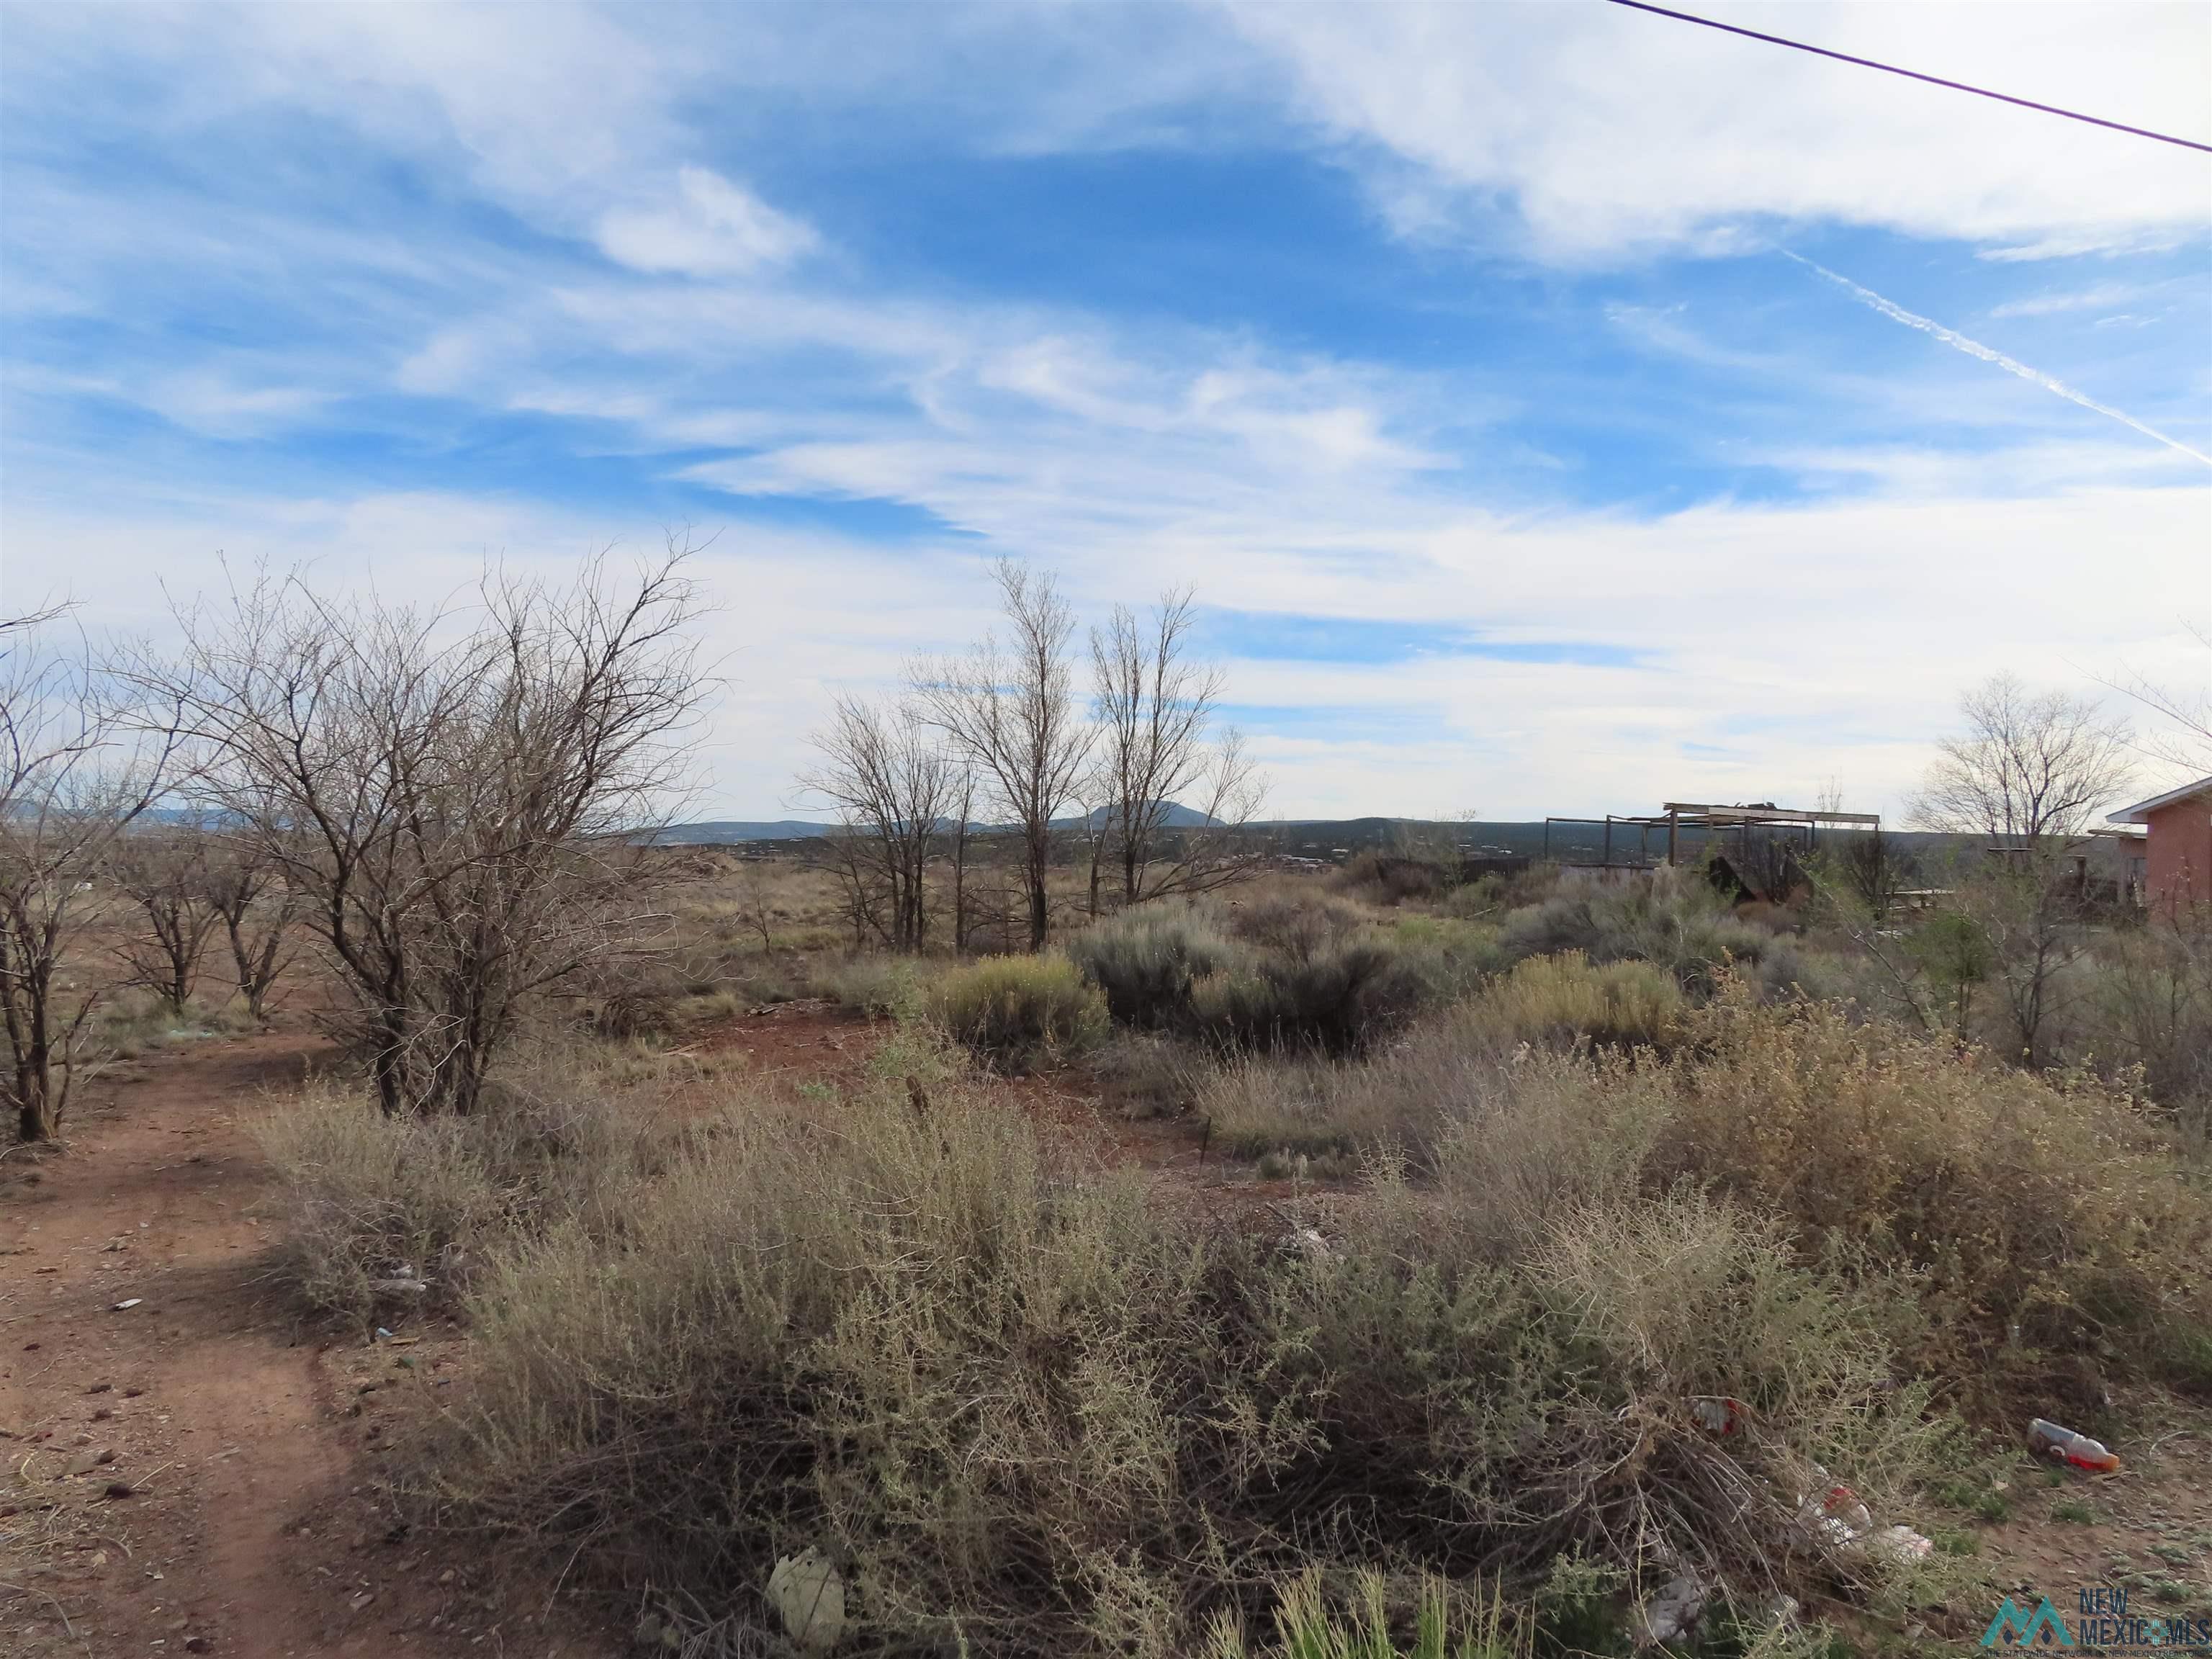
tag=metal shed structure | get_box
[1541,801,1880,868]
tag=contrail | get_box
[1784,252,2212,467]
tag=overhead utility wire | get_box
[1603,0,2212,154]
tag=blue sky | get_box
[3,1,2208,819]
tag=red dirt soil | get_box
[0,1028,621,1659]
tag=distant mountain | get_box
[647,819,836,844]
[1060,801,1219,830]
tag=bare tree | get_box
[914,562,1092,950]
[143,549,705,1116]
[199,837,297,1020]
[1910,675,2134,1066]
[1090,590,1266,907]
[946,765,977,953]
[815,828,890,950]
[2107,622,2211,779]
[799,693,955,953]
[1,611,182,1141]
[732,857,778,953]
[1912,674,2134,845]
[108,826,220,1012]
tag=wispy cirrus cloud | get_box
[1,1,2206,821]
[1786,254,2212,467]
[597,168,821,278]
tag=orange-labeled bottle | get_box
[2028,1418,2121,1472]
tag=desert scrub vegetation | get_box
[1199,956,1678,1164]
[253,1046,689,1324]
[1497,866,1786,994]
[1064,902,1241,1026]
[1066,891,1482,1056]
[1199,1569,1531,1659]
[817,950,929,1019]
[925,951,1108,1069]
[1462,950,1681,1050]
[400,1062,1940,1656]
[1645,990,2212,1408]
[1217,978,2212,1412]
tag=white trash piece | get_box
[768,1547,848,1652]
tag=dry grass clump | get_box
[1207,977,2211,1410]
[1201,1052,1364,1159]
[1462,951,1680,1051]
[1498,867,1776,994]
[92,984,262,1057]
[1651,990,2212,1406]
[1200,1568,1530,1659]
[925,952,1108,1070]
[1069,894,1477,1058]
[1200,958,1673,1163]
[1065,903,1240,1027]
[411,1067,1933,1655]
[253,1049,673,1324]
[815,951,927,1019]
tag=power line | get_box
[1604,0,2212,155]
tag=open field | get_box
[7,848,2211,1658]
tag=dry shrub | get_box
[1331,850,1448,906]
[253,1051,665,1325]
[2072,914,2212,1126]
[1499,866,1771,994]
[926,953,1108,1070]
[414,1070,1933,1655]
[1213,978,2212,1408]
[1427,1048,1673,1260]
[1071,895,1468,1058]
[1507,1192,1942,1599]
[1065,903,1239,1027]
[429,1079,1238,1653]
[1463,951,1680,1051]
[816,952,927,1019]
[589,983,679,1042]
[1653,989,2212,1404]
[1226,888,1372,957]
[1198,958,1671,1163]
[1189,935,1442,1056]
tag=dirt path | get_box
[0,1030,617,1659]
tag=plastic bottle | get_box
[2028,1418,2121,1472]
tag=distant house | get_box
[2109,775,2212,912]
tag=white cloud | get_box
[6,1,2208,824]
[138,373,331,440]
[597,168,819,277]
[1987,282,2164,320]
[18,449,2198,823]
[1231,1,2211,260]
